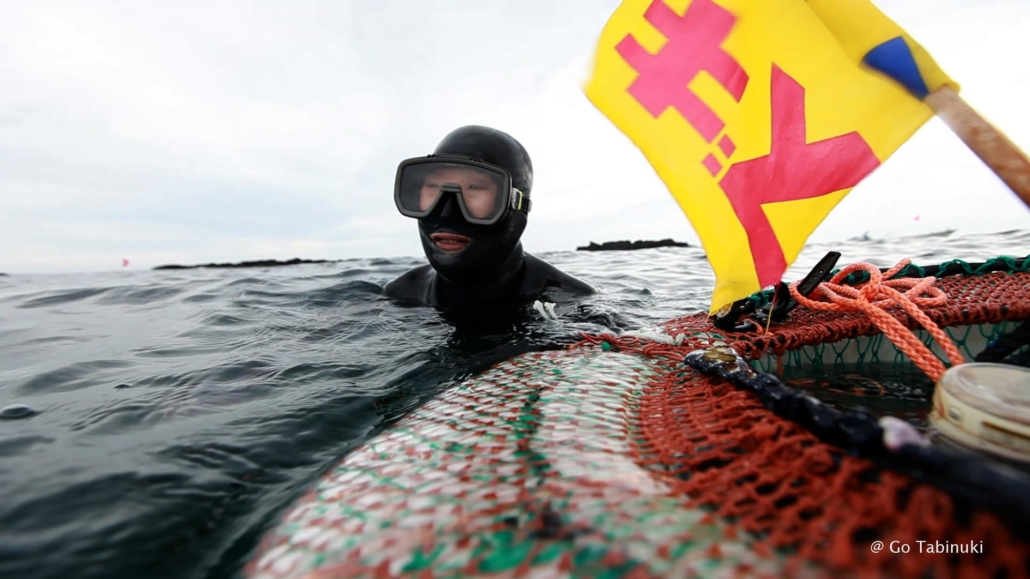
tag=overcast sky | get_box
[1,0,1028,274]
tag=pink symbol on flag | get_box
[718,135,736,157]
[719,66,882,287]
[616,0,749,143]
[702,154,722,176]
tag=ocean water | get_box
[1,229,1028,579]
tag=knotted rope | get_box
[789,259,966,381]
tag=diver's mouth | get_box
[429,232,473,252]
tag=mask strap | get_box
[510,189,531,215]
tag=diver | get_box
[384,125,596,310]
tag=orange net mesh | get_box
[572,270,1030,578]
[669,271,1030,362]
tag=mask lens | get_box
[396,160,509,223]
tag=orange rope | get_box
[788,259,966,381]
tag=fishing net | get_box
[571,257,1030,578]
[247,257,1030,579]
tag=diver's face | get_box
[420,167,500,220]
[415,165,527,284]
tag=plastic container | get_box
[931,362,1030,463]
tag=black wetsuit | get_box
[384,248,595,308]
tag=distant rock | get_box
[153,258,342,270]
[576,239,690,251]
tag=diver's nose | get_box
[437,189,462,218]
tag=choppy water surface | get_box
[1,229,1027,578]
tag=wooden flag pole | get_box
[924,86,1030,210]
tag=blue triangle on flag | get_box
[863,36,930,99]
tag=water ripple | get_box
[0,435,54,457]
[16,287,112,309]
[96,285,185,305]
[17,360,135,395]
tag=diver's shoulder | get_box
[523,253,596,295]
[383,264,435,304]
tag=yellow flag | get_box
[584,0,942,313]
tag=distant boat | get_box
[907,228,957,239]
